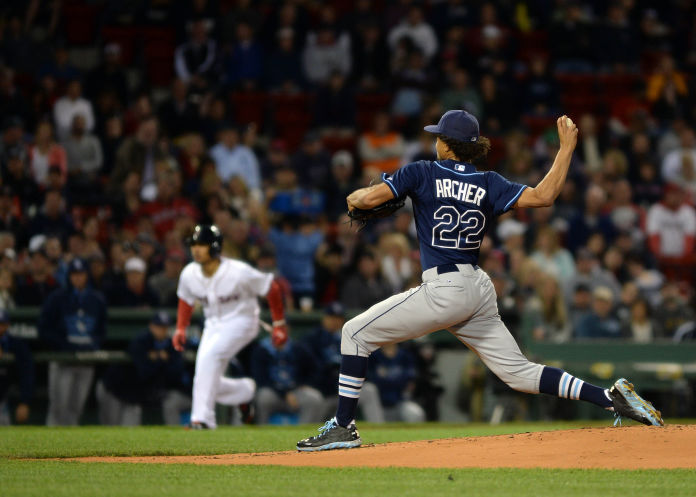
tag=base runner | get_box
[173,225,288,429]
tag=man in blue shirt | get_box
[298,110,663,451]
[39,257,107,425]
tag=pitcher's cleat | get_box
[609,378,664,427]
[297,418,362,452]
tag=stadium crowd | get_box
[0,0,696,426]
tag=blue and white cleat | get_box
[609,378,664,427]
[297,418,362,452]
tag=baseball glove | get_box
[348,196,405,230]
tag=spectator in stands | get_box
[148,249,185,307]
[549,1,594,73]
[358,112,405,173]
[660,126,696,184]
[563,247,621,303]
[209,123,261,195]
[568,283,592,329]
[314,243,345,306]
[478,73,514,134]
[15,245,59,306]
[0,310,33,425]
[621,298,660,343]
[97,311,190,426]
[530,226,575,285]
[174,19,218,85]
[109,116,166,202]
[368,343,426,423]
[567,184,616,253]
[391,48,432,119]
[324,150,359,220]
[0,267,15,310]
[53,79,95,143]
[574,286,622,339]
[340,250,391,310]
[440,67,482,117]
[251,335,323,425]
[265,27,304,92]
[653,282,696,339]
[86,43,129,104]
[352,20,388,91]
[646,183,696,259]
[132,170,198,242]
[0,115,27,163]
[608,180,644,239]
[39,258,107,425]
[0,185,24,245]
[387,6,437,63]
[3,145,41,211]
[291,131,332,190]
[596,3,639,71]
[378,233,414,294]
[302,24,352,86]
[523,55,559,117]
[109,257,159,308]
[269,216,323,308]
[28,189,74,242]
[255,244,294,311]
[63,114,103,201]
[522,274,571,343]
[314,71,356,135]
[158,79,199,139]
[29,120,67,189]
[224,21,263,89]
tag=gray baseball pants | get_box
[341,264,544,394]
[46,362,94,426]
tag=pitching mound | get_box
[71,425,696,470]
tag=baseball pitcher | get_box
[298,110,663,451]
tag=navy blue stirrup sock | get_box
[539,366,613,409]
[335,355,369,427]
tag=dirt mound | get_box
[71,425,696,470]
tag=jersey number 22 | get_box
[431,206,486,250]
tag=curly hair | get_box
[437,134,491,165]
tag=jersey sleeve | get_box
[486,171,528,216]
[242,263,274,297]
[176,265,196,305]
[382,161,424,198]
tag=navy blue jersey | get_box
[383,159,527,270]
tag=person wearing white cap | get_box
[110,257,159,307]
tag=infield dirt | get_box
[66,425,696,470]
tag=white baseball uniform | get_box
[177,257,273,428]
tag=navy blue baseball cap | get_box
[424,110,480,142]
[151,310,172,326]
[324,302,345,318]
[0,309,10,324]
[68,258,88,273]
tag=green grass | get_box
[1,462,695,497]
[0,421,614,458]
[2,422,695,497]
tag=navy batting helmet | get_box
[188,224,222,258]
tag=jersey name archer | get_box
[382,159,527,271]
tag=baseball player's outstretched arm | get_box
[515,115,578,209]
[347,183,394,211]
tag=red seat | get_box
[322,135,357,154]
[230,92,268,127]
[522,115,557,138]
[62,2,101,45]
[356,93,392,131]
[555,73,597,96]
[101,26,139,65]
